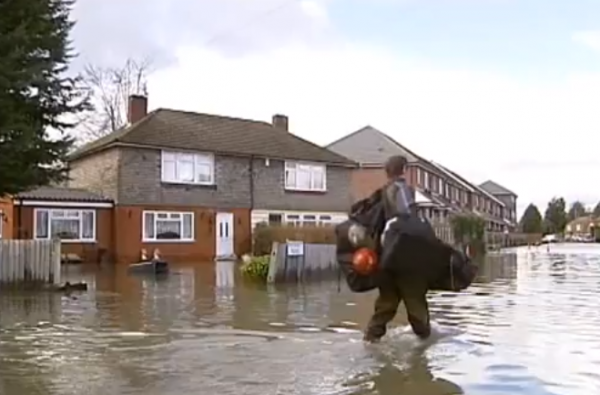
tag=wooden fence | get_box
[267,242,337,283]
[0,239,61,285]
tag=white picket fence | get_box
[0,239,61,285]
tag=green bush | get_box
[450,214,487,256]
[253,224,336,255]
[240,255,270,281]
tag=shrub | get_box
[253,223,336,255]
[240,255,270,281]
[450,214,487,256]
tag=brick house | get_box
[326,126,510,230]
[479,180,519,229]
[429,162,508,231]
[63,95,355,263]
[0,187,114,263]
[326,126,459,221]
[565,216,596,238]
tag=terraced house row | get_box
[0,95,517,264]
[327,126,517,232]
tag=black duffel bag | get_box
[380,216,478,292]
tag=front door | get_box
[216,212,234,258]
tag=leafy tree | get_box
[567,201,587,222]
[543,197,568,234]
[519,203,543,234]
[593,202,600,218]
[0,0,89,197]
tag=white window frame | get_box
[424,172,429,189]
[34,208,96,243]
[285,214,302,226]
[284,213,335,227]
[302,214,317,226]
[284,161,327,192]
[0,210,3,239]
[438,178,443,194]
[318,215,332,226]
[142,211,195,242]
[161,150,215,185]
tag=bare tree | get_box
[77,58,152,142]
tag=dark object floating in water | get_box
[61,253,83,264]
[128,260,170,275]
[56,281,88,292]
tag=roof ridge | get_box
[157,108,273,126]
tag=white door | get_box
[216,212,234,258]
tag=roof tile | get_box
[15,187,112,202]
[70,109,355,166]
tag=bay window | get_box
[284,162,326,192]
[34,209,95,242]
[161,151,215,185]
[143,211,194,242]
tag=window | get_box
[161,151,215,185]
[303,215,317,226]
[268,213,282,225]
[424,172,429,190]
[34,209,95,242]
[0,210,2,239]
[318,215,332,226]
[284,162,326,191]
[143,211,194,241]
[285,214,301,226]
[445,183,450,198]
[438,178,443,194]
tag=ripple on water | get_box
[0,246,599,394]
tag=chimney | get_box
[272,114,288,131]
[128,95,148,124]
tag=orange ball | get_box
[352,247,378,275]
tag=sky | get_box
[70,0,600,216]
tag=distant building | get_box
[565,216,596,237]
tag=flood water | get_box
[1,244,600,395]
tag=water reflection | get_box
[0,246,599,394]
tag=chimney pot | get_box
[128,95,148,124]
[272,114,288,131]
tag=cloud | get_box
[70,0,332,69]
[146,41,600,214]
[572,30,600,52]
[69,1,600,214]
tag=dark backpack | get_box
[335,189,387,293]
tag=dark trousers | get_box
[364,277,431,341]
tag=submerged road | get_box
[0,244,599,394]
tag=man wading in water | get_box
[363,155,431,343]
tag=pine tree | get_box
[0,0,89,197]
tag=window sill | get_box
[161,180,215,187]
[35,238,96,243]
[142,239,195,243]
[284,188,327,194]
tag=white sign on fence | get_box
[286,241,305,256]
